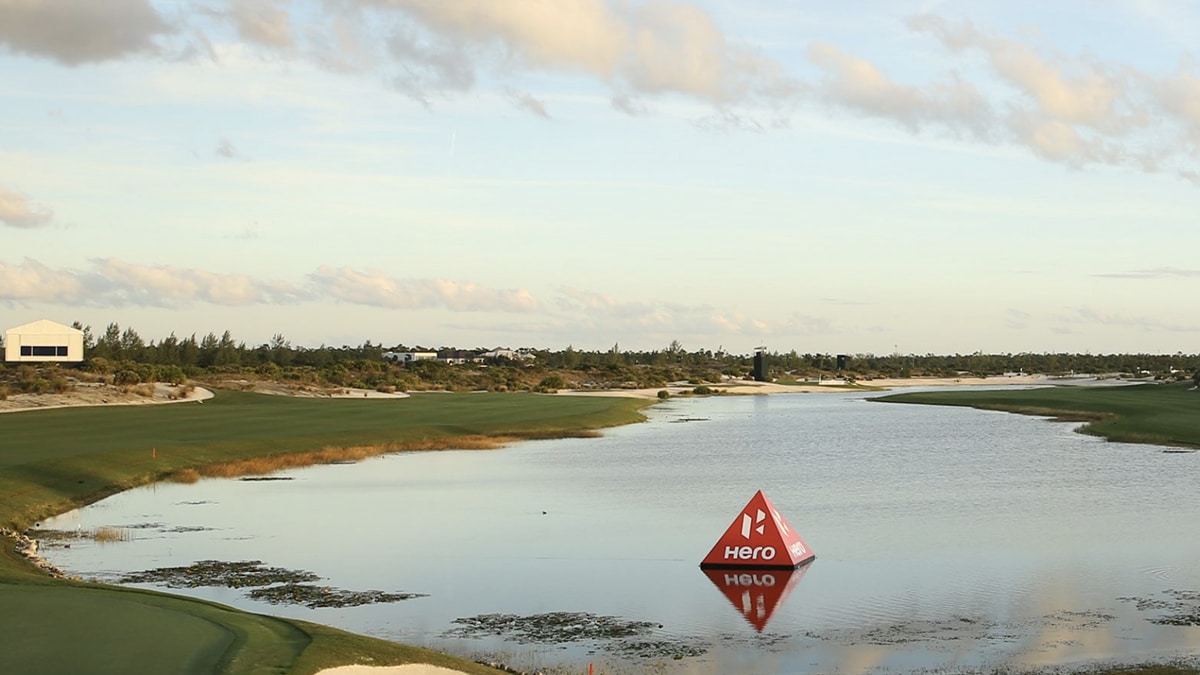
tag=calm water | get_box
[41,389,1200,674]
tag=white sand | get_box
[558,373,1051,399]
[315,666,468,675]
[0,382,215,413]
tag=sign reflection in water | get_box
[702,565,811,632]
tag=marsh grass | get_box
[91,526,131,543]
[169,430,603,482]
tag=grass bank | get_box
[876,381,1200,449]
[0,390,650,674]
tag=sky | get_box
[3,0,1200,356]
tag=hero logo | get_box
[726,508,777,561]
[740,509,768,539]
[724,545,776,561]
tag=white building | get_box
[382,351,438,363]
[4,319,85,363]
[481,348,536,361]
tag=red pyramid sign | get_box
[700,490,815,569]
[702,565,810,632]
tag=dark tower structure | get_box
[753,347,769,382]
[836,354,849,371]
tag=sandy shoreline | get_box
[559,373,1053,399]
[0,375,1055,412]
[314,662,463,667]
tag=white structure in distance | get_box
[4,319,85,363]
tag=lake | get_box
[39,388,1200,674]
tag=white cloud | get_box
[345,0,797,105]
[0,258,309,307]
[0,185,53,228]
[0,258,84,302]
[555,286,769,339]
[806,41,992,135]
[308,266,541,312]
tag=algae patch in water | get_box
[1120,589,1200,626]
[445,612,709,660]
[118,559,426,608]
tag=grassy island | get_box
[0,390,650,674]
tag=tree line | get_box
[2,321,1198,395]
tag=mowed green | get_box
[0,390,648,674]
[877,381,1200,448]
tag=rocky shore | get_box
[1,528,68,579]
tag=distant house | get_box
[480,348,535,361]
[4,319,85,363]
[382,351,437,363]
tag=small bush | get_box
[50,376,72,394]
[692,385,712,395]
[113,369,141,386]
[657,390,670,399]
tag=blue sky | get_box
[3,0,1200,355]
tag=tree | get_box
[72,321,95,350]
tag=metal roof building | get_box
[4,319,85,363]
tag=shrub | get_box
[692,385,712,395]
[657,390,670,399]
[113,369,141,386]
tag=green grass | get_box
[0,390,650,674]
[877,381,1200,448]
[0,390,649,530]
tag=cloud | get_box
[215,137,241,159]
[0,186,53,228]
[899,14,1198,174]
[0,258,309,307]
[555,286,768,338]
[0,258,84,302]
[348,0,796,106]
[507,88,551,118]
[226,0,294,49]
[1059,306,1200,332]
[611,92,648,116]
[0,0,171,65]
[806,42,992,136]
[0,259,544,312]
[308,266,541,312]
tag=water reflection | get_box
[701,565,811,632]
